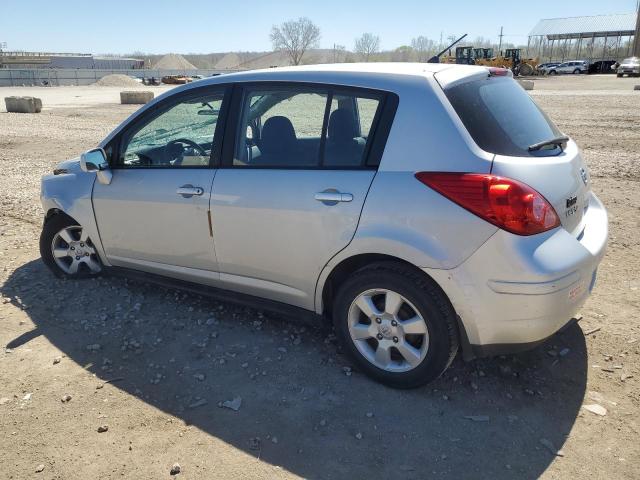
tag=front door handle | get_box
[315,190,353,205]
[176,184,204,198]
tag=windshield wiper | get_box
[528,135,569,152]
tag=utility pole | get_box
[498,26,504,55]
[633,1,640,57]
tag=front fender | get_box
[40,166,109,266]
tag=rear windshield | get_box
[444,76,562,157]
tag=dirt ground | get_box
[0,75,638,479]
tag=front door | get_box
[93,87,228,283]
[210,83,392,309]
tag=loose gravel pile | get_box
[94,74,140,87]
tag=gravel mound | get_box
[153,53,197,70]
[94,74,140,87]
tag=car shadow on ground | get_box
[3,259,588,479]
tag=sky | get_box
[1,0,638,54]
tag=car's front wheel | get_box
[333,262,458,388]
[40,214,102,278]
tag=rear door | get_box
[209,83,395,309]
[439,72,589,236]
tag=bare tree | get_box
[332,44,347,63]
[411,36,435,62]
[354,33,381,61]
[270,17,320,66]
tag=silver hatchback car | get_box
[40,63,608,388]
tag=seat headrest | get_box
[328,109,358,143]
[260,116,297,154]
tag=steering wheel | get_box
[166,138,207,165]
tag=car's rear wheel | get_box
[549,70,557,75]
[40,214,102,279]
[333,262,458,388]
[573,69,581,74]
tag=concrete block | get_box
[518,80,534,91]
[4,96,42,113]
[120,91,154,105]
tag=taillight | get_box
[415,172,560,236]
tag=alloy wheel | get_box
[348,289,429,372]
[51,225,101,275]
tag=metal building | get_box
[528,12,637,63]
[0,52,144,69]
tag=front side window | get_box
[233,86,382,168]
[120,91,224,168]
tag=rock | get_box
[22,393,32,401]
[86,344,101,351]
[97,425,109,433]
[634,85,640,91]
[518,80,534,90]
[5,96,43,113]
[540,438,565,457]
[583,404,607,416]
[170,463,181,475]
[35,464,45,473]
[222,396,242,411]
[248,437,261,450]
[464,415,490,422]
[188,398,208,409]
[0,397,10,405]
[355,432,363,440]
[61,394,72,403]
[53,356,62,364]
[271,436,278,444]
[193,373,205,381]
[120,91,154,105]
[366,412,374,418]
[319,419,327,426]
[559,348,570,357]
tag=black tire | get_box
[40,214,102,279]
[549,70,557,75]
[573,69,581,74]
[616,73,623,78]
[332,262,459,388]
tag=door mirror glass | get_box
[80,148,108,172]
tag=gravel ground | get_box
[0,75,639,479]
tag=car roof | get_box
[187,62,484,88]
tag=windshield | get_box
[622,57,639,64]
[444,76,563,157]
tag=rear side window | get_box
[233,86,383,168]
[444,77,562,157]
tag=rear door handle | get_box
[315,191,353,205]
[176,184,204,198]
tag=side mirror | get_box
[80,148,112,185]
[80,148,108,173]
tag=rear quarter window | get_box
[444,76,562,157]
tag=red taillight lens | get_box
[415,172,560,236]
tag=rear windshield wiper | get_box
[528,135,569,152]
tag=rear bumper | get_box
[427,191,607,358]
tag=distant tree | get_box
[393,45,414,62]
[411,36,435,62]
[270,17,321,66]
[332,44,347,63]
[354,33,381,61]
